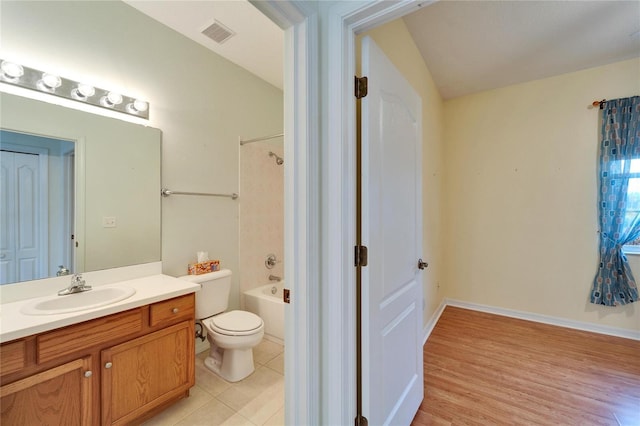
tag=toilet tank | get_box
[179,269,232,319]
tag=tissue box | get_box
[188,260,220,275]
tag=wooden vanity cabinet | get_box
[0,293,195,426]
[1,356,93,425]
[101,321,194,425]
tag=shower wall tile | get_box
[239,143,284,304]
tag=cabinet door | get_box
[101,321,194,426]
[0,357,93,425]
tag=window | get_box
[620,159,640,253]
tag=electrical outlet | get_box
[102,216,116,228]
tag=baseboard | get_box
[422,298,447,345]
[445,298,640,341]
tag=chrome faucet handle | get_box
[265,254,276,269]
[71,273,84,285]
[70,273,90,290]
[58,273,91,295]
[265,254,281,269]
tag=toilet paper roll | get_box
[197,251,209,263]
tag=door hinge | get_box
[355,76,368,99]
[355,415,368,426]
[283,288,290,304]
[355,245,368,267]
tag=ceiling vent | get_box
[201,20,236,44]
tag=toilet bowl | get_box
[201,310,264,382]
[179,270,264,382]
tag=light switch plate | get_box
[102,216,116,228]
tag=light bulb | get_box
[77,84,95,98]
[101,91,123,107]
[107,92,122,105]
[133,99,148,112]
[1,61,24,80]
[41,73,62,90]
[71,83,96,100]
[127,99,148,113]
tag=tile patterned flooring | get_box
[144,340,285,426]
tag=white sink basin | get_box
[20,286,136,315]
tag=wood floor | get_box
[411,307,640,426]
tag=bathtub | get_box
[244,282,285,344]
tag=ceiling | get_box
[126,1,640,100]
[403,1,640,99]
[124,0,283,90]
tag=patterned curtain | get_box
[591,96,640,306]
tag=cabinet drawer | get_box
[0,340,26,375]
[149,294,194,327]
[37,309,143,364]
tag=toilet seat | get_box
[204,310,263,336]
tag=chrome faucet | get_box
[58,273,92,296]
[268,274,282,282]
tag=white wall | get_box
[443,58,640,332]
[1,1,283,309]
[359,19,446,329]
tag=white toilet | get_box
[180,269,264,382]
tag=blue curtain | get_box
[591,96,640,306]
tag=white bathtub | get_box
[244,282,285,344]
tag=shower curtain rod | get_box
[239,133,284,145]
[161,188,238,200]
[591,99,607,109]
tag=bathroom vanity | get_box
[0,274,199,425]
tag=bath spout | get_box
[268,274,281,282]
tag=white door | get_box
[0,150,45,284]
[361,36,424,425]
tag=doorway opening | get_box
[0,129,75,285]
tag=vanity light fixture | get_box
[0,59,149,119]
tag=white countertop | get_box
[0,274,200,343]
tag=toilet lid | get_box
[210,310,263,335]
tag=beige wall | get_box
[239,141,285,300]
[1,1,283,309]
[360,19,446,329]
[360,18,639,333]
[443,58,640,332]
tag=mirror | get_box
[0,92,161,285]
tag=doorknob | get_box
[417,258,428,270]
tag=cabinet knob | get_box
[172,308,179,314]
[105,362,113,369]
[84,370,93,378]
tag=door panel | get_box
[17,155,40,281]
[361,36,423,425]
[0,153,16,284]
[0,150,46,283]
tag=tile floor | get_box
[144,340,285,426]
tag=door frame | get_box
[255,1,434,424]
[249,2,320,424]
[324,2,434,425]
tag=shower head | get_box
[269,151,284,165]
